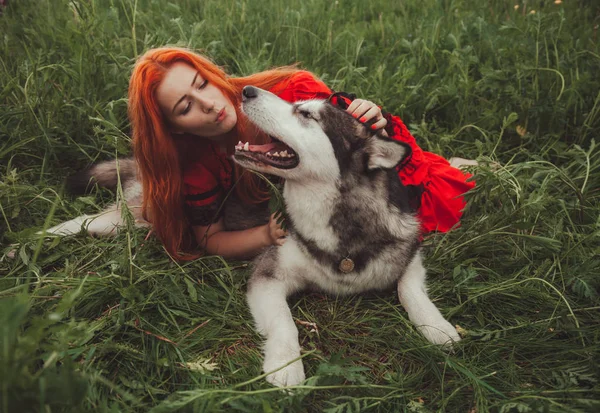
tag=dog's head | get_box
[233,86,410,182]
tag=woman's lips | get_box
[216,108,226,122]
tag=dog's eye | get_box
[299,110,312,119]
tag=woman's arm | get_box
[192,213,286,260]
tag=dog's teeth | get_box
[281,150,288,157]
[272,151,280,157]
[243,142,249,151]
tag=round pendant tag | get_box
[339,258,355,273]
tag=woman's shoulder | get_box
[271,70,332,102]
[288,70,320,83]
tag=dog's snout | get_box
[242,86,259,101]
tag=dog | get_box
[233,85,461,387]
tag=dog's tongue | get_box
[247,142,282,153]
[234,140,294,155]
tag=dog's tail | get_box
[67,158,138,194]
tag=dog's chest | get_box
[282,236,403,295]
[280,188,418,294]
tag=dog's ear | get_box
[365,135,410,170]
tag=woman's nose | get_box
[193,92,214,113]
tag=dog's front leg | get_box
[247,276,305,387]
[397,251,461,346]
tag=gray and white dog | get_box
[233,86,460,387]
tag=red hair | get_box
[128,47,300,260]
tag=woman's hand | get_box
[265,212,287,246]
[346,98,388,136]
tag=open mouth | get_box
[233,136,299,169]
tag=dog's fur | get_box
[233,86,460,387]
[38,158,149,237]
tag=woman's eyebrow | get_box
[172,72,200,114]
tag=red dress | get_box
[183,71,475,233]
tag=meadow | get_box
[1,0,599,411]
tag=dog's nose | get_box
[242,86,259,101]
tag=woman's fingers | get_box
[347,99,375,119]
[360,106,385,125]
[369,117,388,133]
[268,212,288,245]
[270,212,283,226]
[346,99,387,131]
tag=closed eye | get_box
[197,79,208,89]
[180,80,208,115]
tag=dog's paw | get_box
[264,355,305,387]
[418,320,461,347]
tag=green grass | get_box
[1,0,599,411]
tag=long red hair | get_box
[128,47,300,260]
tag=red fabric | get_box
[271,71,332,103]
[385,115,476,233]
[183,141,232,206]
[182,71,475,233]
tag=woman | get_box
[129,47,474,260]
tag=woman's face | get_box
[156,62,237,139]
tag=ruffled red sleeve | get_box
[269,71,332,103]
[385,114,476,233]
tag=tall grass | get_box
[1,0,599,411]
